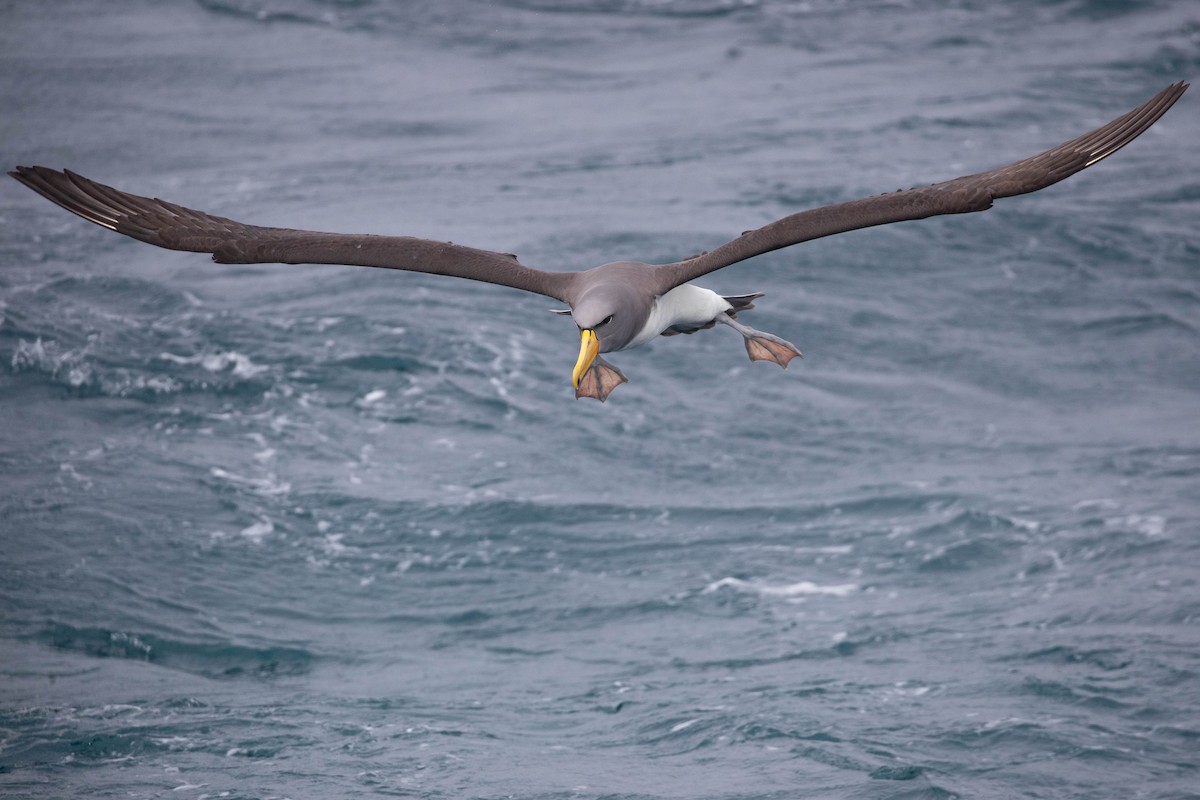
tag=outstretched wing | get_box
[652,81,1187,293]
[9,166,575,302]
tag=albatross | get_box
[10,82,1187,401]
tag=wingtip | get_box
[10,165,58,183]
[1163,80,1189,103]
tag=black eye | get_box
[599,315,614,327]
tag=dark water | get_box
[2,1,1199,798]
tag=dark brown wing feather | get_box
[8,166,576,302]
[652,81,1187,293]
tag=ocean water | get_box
[2,1,1199,798]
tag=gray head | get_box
[572,287,642,353]
[569,262,657,352]
[567,261,657,389]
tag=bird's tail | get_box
[722,292,763,316]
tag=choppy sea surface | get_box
[2,1,1199,798]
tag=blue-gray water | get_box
[2,1,1199,798]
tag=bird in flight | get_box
[10,82,1186,401]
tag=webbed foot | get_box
[743,332,803,367]
[716,313,803,368]
[575,356,628,402]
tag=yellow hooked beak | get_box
[572,329,599,388]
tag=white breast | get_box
[623,283,732,350]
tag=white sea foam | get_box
[158,350,268,378]
[703,577,858,598]
[14,337,191,396]
[210,467,291,497]
[12,337,94,387]
[1108,514,1167,537]
[59,462,92,488]
[322,533,350,555]
[757,544,854,556]
[239,518,274,542]
[669,718,701,733]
